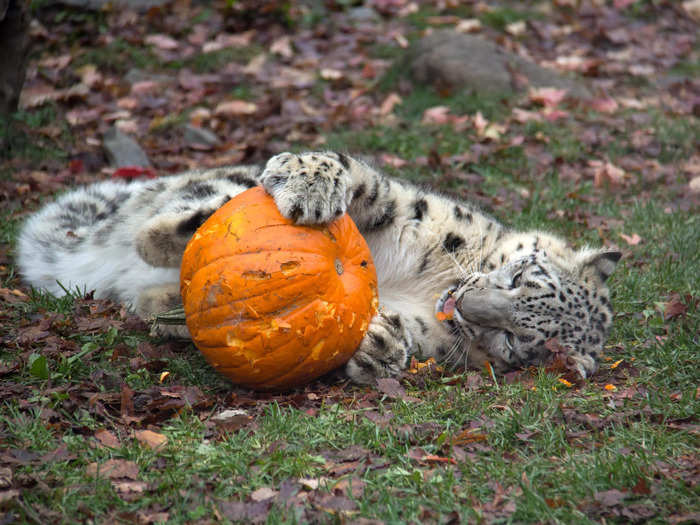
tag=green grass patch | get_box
[171,44,263,73]
[74,38,161,74]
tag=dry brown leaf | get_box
[270,36,293,58]
[590,160,626,188]
[94,429,120,448]
[134,429,168,451]
[455,18,482,33]
[529,87,567,107]
[112,480,148,494]
[86,459,139,479]
[683,0,700,22]
[619,233,642,245]
[590,97,619,113]
[320,68,343,81]
[689,176,700,194]
[145,34,179,50]
[422,106,452,125]
[214,100,258,117]
[250,487,277,502]
[379,93,402,116]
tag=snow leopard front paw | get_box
[260,152,351,224]
[345,311,413,385]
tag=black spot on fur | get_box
[176,210,212,235]
[386,314,402,331]
[336,152,351,169]
[367,179,380,205]
[413,198,428,221]
[353,183,366,201]
[415,317,428,334]
[226,173,257,188]
[366,200,396,231]
[442,233,465,253]
[368,332,387,350]
[289,203,303,222]
[182,182,216,200]
[454,205,472,223]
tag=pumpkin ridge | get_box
[182,248,336,278]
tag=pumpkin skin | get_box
[180,187,378,390]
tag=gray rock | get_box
[183,124,221,148]
[407,30,590,98]
[347,6,381,23]
[103,127,151,167]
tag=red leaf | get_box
[112,166,157,179]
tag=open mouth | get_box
[435,287,460,323]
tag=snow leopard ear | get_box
[579,250,622,283]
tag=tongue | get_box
[442,296,456,315]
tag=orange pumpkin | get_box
[180,187,378,390]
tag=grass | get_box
[3,109,698,521]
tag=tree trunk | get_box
[0,0,30,116]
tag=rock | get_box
[407,30,590,98]
[103,127,151,168]
[347,6,381,23]
[183,124,221,148]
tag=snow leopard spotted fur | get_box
[17,152,621,384]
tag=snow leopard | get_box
[17,151,621,384]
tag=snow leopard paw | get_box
[345,311,413,385]
[260,152,351,224]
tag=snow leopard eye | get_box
[511,271,523,289]
[504,331,516,351]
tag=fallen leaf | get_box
[455,18,482,33]
[619,233,642,245]
[661,293,688,320]
[376,378,406,399]
[270,35,293,58]
[505,20,527,36]
[134,430,167,451]
[683,0,700,22]
[590,97,619,113]
[250,487,277,502]
[689,176,700,194]
[320,68,343,81]
[94,429,120,448]
[112,480,148,494]
[422,106,451,125]
[299,478,320,490]
[529,87,567,107]
[145,34,179,50]
[379,93,402,116]
[214,100,258,117]
[590,160,626,188]
[86,459,139,479]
